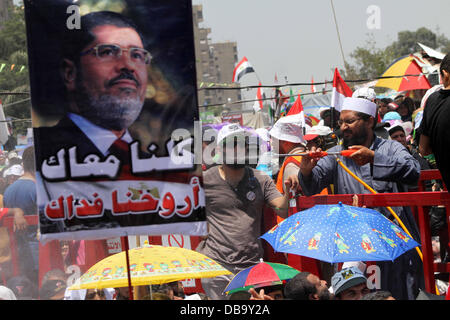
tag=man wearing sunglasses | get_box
[197,123,292,300]
[287,97,424,300]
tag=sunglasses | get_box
[85,289,106,300]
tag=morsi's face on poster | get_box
[61,24,149,134]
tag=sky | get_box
[192,0,450,93]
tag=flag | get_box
[311,76,317,93]
[331,68,352,111]
[286,94,306,127]
[252,82,264,112]
[274,73,279,84]
[232,56,255,83]
[287,94,305,120]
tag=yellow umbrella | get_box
[375,55,431,92]
[68,243,231,290]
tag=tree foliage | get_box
[344,27,450,87]
[0,4,31,136]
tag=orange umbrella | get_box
[306,114,320,126]
[375,55,431,92]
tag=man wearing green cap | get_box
[196,123,292,300]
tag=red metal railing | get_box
[1,170,448,296]
[263,169,450,294]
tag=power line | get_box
[198,72,430,91]
[330,0,347,69]
[2,97,31,108]
[200,90,333,108]
[0,91,30,95]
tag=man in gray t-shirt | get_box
[196,124,291,300]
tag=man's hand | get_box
[249,288,274,300]
[348,145,374,166]
[299,146,322,177]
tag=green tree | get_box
[0,4,31,136]
[344,35,396,82]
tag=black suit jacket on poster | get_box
[35,115,109,179]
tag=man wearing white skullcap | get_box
[286,96,425,300]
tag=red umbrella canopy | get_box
[375,55,431,92]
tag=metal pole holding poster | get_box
[121,236,133,300]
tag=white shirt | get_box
[68,112,133,156]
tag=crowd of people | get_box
[0,53,449,301]
[196,52,450,301]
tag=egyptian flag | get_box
[252,82,265,112]
[232,56,255,82]
[331,68,352,111]
[287,94,305,128]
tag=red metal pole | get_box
[121,236,133,300]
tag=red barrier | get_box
[262,169,450,294]
[2,171,447,296]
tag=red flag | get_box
[331,68,352,110]
[286,94,305,126]
[232,56,255,82]
[287,94,303,116]
[252,82,264,112]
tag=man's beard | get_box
[342,126,368,149]
[74,81,144,131]
[317,288,333,300]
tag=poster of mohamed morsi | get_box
[24,0,206,242]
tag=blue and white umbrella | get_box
[261,202,420,263]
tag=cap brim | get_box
[303,134,319,141]
[376,122,390,128]
[219,131,252,145]
[334,277,366,296]
[388,125,404,134]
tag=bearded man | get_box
[287,97,424,300]
[35,11,150,176]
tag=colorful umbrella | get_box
[261,203,420,263]
[375,55,431,92]
[306,114,320,126]
[68,243,231,290]
[223,259,300,294]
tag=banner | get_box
[25,0,206,242]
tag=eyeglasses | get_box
[81,44,152,65]
[85,289,106,300]
[337,117,362,127]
